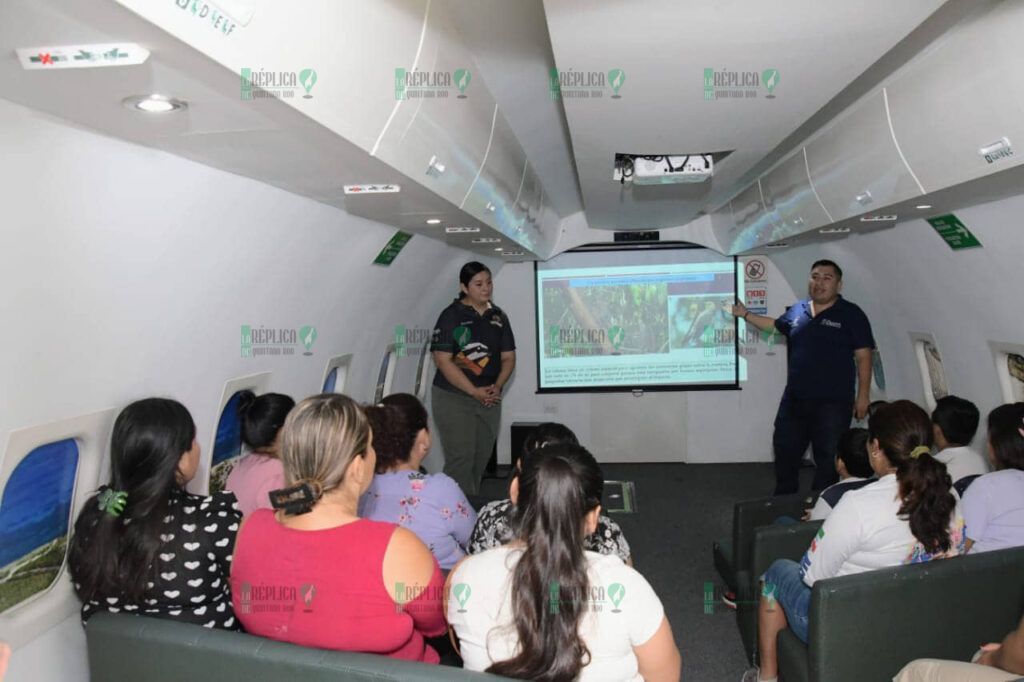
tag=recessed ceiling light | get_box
[859,214,898,222]
[122,94,187,113]
[445,226,480,234]
[426,218,442,225]
[472,237,501,244]
[916,204,932,210]
[819,227,851,234]
[766,242,788,248]
[503,251,525,257]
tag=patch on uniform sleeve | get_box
[799,552,812,574]
[808,527,825,553]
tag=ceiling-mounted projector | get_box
[614,154,713,185]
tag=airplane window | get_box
[0,439,79,613]
[323,367,339,393]
[209,391,245,493]
[1007,353,1024,402]
[213,391,245,465]
[915,339,949,410]
[414,342,432,400]
[321,354,352,395]
[374,346,398,404]
[871,348,887,396]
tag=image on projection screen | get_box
[535,247,744,392]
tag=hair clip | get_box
[909,445,931,460]
[97,489,128,517]
[269,480,323,515]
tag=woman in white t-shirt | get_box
[743,401,965,682]
[446,443,680,682]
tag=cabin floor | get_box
[479,462,816,682]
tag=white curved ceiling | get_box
[3,0,979,257]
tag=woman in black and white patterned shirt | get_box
[467,423,632,564]
[69,398,241,630]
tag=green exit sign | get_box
[926,213,981,250]
[373,230,413,266]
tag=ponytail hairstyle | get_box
[69,398,196,604]
[457,261,491,299]
[237,390,295,452]
[870,400,955,553]
[275,394,369,514]
[488,443,603,682]
[987,403,1024,471]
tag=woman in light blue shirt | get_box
[963,402,1024,553]
[359,394,476,570]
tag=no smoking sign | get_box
[745,258,766,281]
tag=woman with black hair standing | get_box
[430,262,516,495]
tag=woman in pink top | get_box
[225,391,293,515]
[230,394,446,663]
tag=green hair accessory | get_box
[97,489,128,517]
[909,445,931,460]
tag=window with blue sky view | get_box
[213,391,245,466]
[0,439,79,612]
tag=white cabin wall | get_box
[0,96,495,681]
[493,256,797,464]
[770,193,1024,448]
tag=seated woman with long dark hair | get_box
[69,398,241,629]
[230,394,447,663]
[447,443,680,682]
[359,393,476,571]
[468,422,632,564]
[224,390,295,515]
[743,400,965,682]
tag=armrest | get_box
[732,495,810,570]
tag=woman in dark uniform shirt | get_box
[430,262,516,495]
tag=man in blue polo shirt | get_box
[731,260,874,495]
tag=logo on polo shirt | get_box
[820,319,842,329]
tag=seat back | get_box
[731,494,808,570]
[86,612,511,682]
[953,474,981,498]
[806,546,1024,682]
[736,520,822,664]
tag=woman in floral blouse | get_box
[467,422,632,564]
[359,394,476,570]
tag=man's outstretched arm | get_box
[729,301,776,333]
